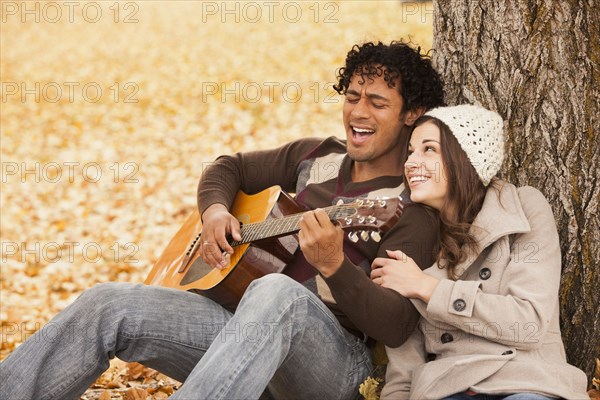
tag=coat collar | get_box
[454,181,531,276]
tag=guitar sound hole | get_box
[181,256,214,286]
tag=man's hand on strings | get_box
[299,208,345,277]
[200,203,242,269]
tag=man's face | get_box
[342,72,412,173]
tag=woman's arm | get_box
[326,205,440,347]
[374,187,562,350]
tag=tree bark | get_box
[432,0,599,384]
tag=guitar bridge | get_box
[180,232,202,272]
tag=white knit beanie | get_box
[424,104,505,186]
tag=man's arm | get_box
[197,138,323,216]
[197,138,323,268]
[323,205,440,347]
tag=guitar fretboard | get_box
[229,204,357,246]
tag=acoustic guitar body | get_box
[144,186,303,311]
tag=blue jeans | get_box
[0,275,372,400]
[442,393,556,400]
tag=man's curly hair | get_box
[334,41,445,112]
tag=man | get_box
[0,41,444,400]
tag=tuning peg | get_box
[348,232,359,243]
[360,231,369,241]
[377,199,387,208]
[356,199,364,206]
[370,231,381,242]
[345,217,352,226]
[368,216,376,224]
[358,216,365,223]
[366,200,375,208]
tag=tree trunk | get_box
[432,0,599,384]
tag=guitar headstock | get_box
[333,196,405,243]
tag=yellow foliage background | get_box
[0,0,433,361]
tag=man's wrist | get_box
[201,203,228,220]
[317,256,345,278]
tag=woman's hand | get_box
[371,249,439,303]
[299,209,345,277]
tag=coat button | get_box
[502,350,513,355]
[441,333,454,343]
[479,268,491,280]
[453,299,466,312]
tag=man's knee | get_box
[75,282,141,312]
[247,274,304,296]
[242,274,311,309]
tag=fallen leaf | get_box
[127,362,146,381]
[105,380,122,389]
[152,392,168,400]
[98,390,112,400]
[157,385,174,395]
[124,387,149,400]
[359,376,382,400]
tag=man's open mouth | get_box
[351,126,375,143]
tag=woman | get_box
[371,104,589,399]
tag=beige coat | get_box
[382,182,589,400]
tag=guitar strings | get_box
[229,204,358,246]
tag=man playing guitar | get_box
[0,40,444,400]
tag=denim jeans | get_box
[0,274,372,400]
[442,393,557,400]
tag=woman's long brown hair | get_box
[407,116,490,279]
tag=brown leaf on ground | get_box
[82,359,179,399]
[124,387,149,400]
[98,391,111,400]
[157,385,174,395]
[146,385,174,396]
[126,362,147,381]
[105,380,123,389]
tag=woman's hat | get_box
[425,104,505,186]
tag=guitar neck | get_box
[230,205,355,246]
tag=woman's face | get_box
[404,121,449,211]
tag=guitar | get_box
[144,186,404,310]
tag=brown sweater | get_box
[198,136,439,347]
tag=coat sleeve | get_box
[425,187,561,350]
[380,327,427,400]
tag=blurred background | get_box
[0,0,433,360]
